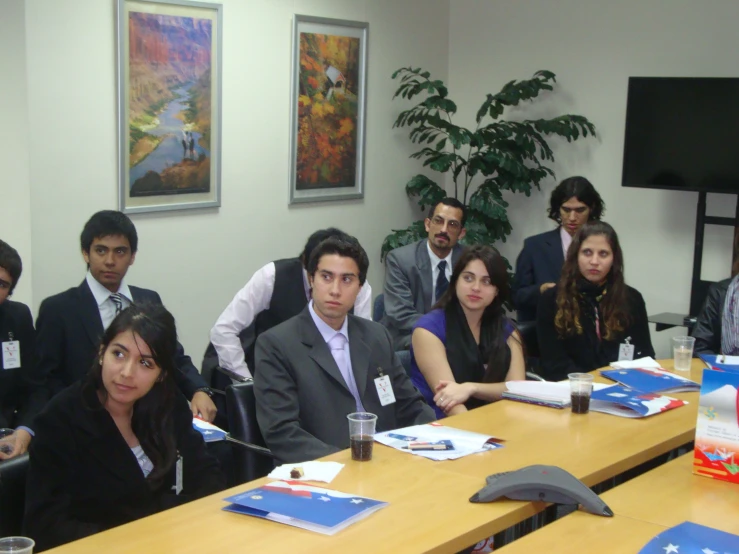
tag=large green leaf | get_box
[404,174,445,211]
[381,220,427,261]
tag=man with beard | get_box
[382,198,466,350]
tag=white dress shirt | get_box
[426,241,453,304]
[85,271,133,330]
[560,226,573,258]
[210,261,373,378]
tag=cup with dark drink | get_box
[347,412,377,461]
[568,373,594,414]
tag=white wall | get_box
[20,0,450,360]
[0,0,33,306]
[449,0,739,356]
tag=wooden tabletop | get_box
[498,454,739,552]
[45,359,705,553]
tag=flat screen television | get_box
[622,77,739,194]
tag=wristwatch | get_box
[194,387,215,398]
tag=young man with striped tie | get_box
[34,210,217,422]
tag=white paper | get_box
[268,461,345,483]
[374,423,503,461]
[609,356,662,369]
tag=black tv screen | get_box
[622,77,739,193]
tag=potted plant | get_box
[382,69,597,261]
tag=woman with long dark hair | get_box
[537,221,654,381]
[25,303,225,551]
[693,230,739,354]
[409,245,525,418]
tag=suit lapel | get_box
[416,241,433,313]
[299,310,351,394]
[545,229,565,273]
[76,386,151,491]
[347,318,370,400]
[77,281,105,348]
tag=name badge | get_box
[374,374,396,406]
[175,454,183,495]
[618,338,635,362]
[2,341,20,370]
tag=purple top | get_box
[410,309,513,418]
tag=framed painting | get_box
[289,15,368,204]
[117,0,222,214]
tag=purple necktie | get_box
[328,333,364,412]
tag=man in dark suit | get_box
[255,236,435,464]
[382,198,466,350]
[35,211,217,421]
[0,240,43,459]
[512,176,605,322]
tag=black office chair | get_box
[0,453,29,537]
[225,381,275,484]
[373,293,385,323]
[516,320,544,379]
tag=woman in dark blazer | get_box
[24,303,225,552]
[537,221,654,382]
[513,176,605,322]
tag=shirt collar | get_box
[426,240,453,269]
[560,226,573,256]
[85,271,133,308]
[308,300,349,344]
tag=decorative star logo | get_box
[663,543,679,554]
[319,496,331,502]
[204,430,212,435]
[701,548,717,554]
[702,407,717,420]
[350,498,363,504]
[250,495,262,500]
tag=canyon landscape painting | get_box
[118,0,222,213]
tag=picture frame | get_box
[116,0,223,214]
[289,15,368,204]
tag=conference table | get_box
[496,453,739,552]
[45,359,704,553]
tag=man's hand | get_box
[191,392,217,423]
[539,282,556,294]
[0,429,32,460]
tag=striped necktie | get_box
[109,293,123,315]
[435,260,449,301]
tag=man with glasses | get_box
[382,198,466,350]
[512,176,605,322]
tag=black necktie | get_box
[436,260,449,301]
[110,293,123,315]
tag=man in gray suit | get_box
[382,198,467,350]
[254,236,435,464]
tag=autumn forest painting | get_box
[296,32,361,191]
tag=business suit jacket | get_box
[0,300,44,429]
[512,228,566,322]
[693,278,731,354]
[382,239,464,350]
[254,307,436,464]
[35,281,206,400]
[24,381,224,552]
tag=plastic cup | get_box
[347,412,377,461]
[568,373,594,414]
[0,429,15,456]
[0,537,35,554]
[672,336,695,372]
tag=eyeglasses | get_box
[430,216,462,230]
[560,206,588,215]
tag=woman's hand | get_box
[434,381,475,413]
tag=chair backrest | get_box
[373,293,385,323]
[0,453,29,537]
[226,382,274,483]
[516,320,540,359]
